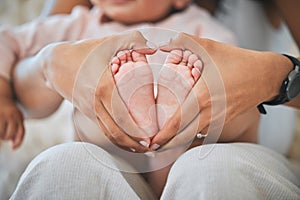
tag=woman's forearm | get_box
[150,35,296,149]
[13,38,108,118]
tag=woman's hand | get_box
[44,31,156,152]
[150,33,293,150]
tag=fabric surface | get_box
[289,111,300,161]
[162,143,300,200]
[10,142,157,200]
[11,142,300,200]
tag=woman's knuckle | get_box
[110,128,119,137]
[113,116,124,126]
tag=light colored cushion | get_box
[288,110,300,161]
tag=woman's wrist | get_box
[259,52,294,102]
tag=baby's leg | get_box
[111,50,158,139]
[147,49,203,197]
[152,49,260,197]
[156,49,259,145]
[156,49,202,129]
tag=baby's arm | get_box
[0,6,92,117]
[0,11,86,147]
[13,54,64,118]
[0,77,24,149]
[0,7,89,90]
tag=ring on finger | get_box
[196,132,207,139]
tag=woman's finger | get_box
[96,67,152,142]
[151,33,227,149]
[120,30,157,55]
[72,31,154,144]
[96,115,148,153]
[151,77,209,149]
[95,97,149,153]
[157,113,202,151]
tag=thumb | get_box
[115,30,157,54]
[159,32,200,53]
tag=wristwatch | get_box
[257,54,300,114]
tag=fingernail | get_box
[139,141,149,148]
[158,41,169,50]
[130,148,136,152]
[150,143,160,151]
[146,41,157,50]
[144,151,155,157]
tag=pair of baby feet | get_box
[111,49,203,143]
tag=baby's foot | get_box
[111,50,158,138]
[156,49,203,129]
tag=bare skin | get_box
[148,49,203,197]
[111,48,260,197]
[0,77,24,149]
[13,33,155,153]
[110,49,204,197]
[156,49,202,129]
[111,50,158,143]
[150,35,291,150]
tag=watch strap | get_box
[257,54,300,114]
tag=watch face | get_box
[287,72,300,99]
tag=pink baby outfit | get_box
[0,4,235,81]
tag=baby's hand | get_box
[0,97,25,149]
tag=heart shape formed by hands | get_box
[112,44,203,137]
[68,29,228,173]
[72,29,226,157]
[73,30,206,146]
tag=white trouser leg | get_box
[161,143,300,200]
[10,142,156,200]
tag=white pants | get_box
[10,142,300,200]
